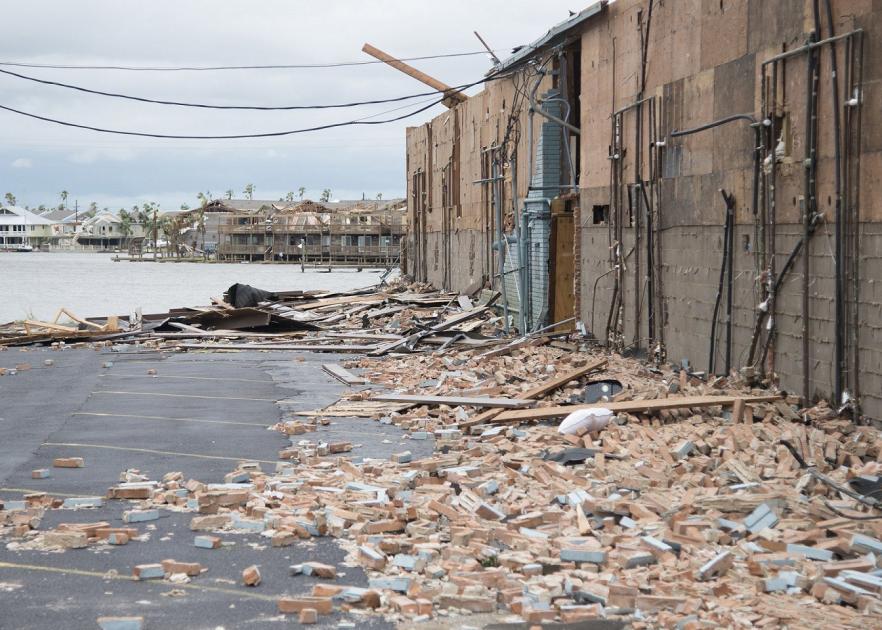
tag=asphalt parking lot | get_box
[0,345,420,629]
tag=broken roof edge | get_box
[489,1,608,76]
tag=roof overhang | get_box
[490,1,607,75]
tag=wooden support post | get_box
[362,43,468,108]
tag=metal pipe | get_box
[491,152,510,334]
[670,113,757,137]
[708,189,735,375]
[530,86,581,135]
[803,16,820,405]
[761,29,862,66]
[766,60,779,377]
[646,97,656,352]
[824,0,845,406]
[611,95,654,117]
[724,189,735,374]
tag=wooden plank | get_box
[179,343,378,353]
[369,306,490,356]
[491,394,783,423]
[322,363,367,386]
[371,393,535,409]
[324,332,404,341]
[294,295,385,312]
[293,400,413,417]
[461,358,608,428]
[24,320,79,333]
[520,358,608,400]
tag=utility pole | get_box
[153,205,158,260]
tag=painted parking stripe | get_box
[0,561,278,601]
[41,442,279,465]
[91,390,275,402]
[73,411,268,427]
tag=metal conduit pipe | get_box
[708,190,735,376]
[823,0,846,406]
[529,85,581,136]
[762,29,862,66]
[669,113,762,375]
[803,6,821,406]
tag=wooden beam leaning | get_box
[460,358,608,429]
[178,343,378,353]
[362,43,468,108]
[370,394,535,409]
[491,394,783,424]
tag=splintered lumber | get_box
[293,400,414,417]
[322,364,367,386]
[179,343,378,353]
[370,393,535,409]
[461,358,608,428]
[491,394,783,423]
[370,306,490,356]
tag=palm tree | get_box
[118,209,133,249]
[4,192,16,207]
[225,189,233,200]
[298,186,306,200]
[196,198,207,257]
[243,184,255,200]
[285,191,295,203]
[60,190,69,210]
[376,192,383,200]
[320,189,331,203]
[88,201,98,217]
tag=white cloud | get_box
[67,147,138,164]
[11,157,32,168]
[0,0,581,205]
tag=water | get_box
[0,252,392,322]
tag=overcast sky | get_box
[0,1,586,212]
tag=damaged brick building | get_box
[403,0,882,420]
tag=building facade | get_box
[217,200,406,265]
[0,206,53,249]
[404,0,882,420]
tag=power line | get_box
[0,50,501,72]
[0,66,459,111]
[0,97,445,140]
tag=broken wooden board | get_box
[179,343,378,353]
[369,306,490,356]
[491,394,783,423]
[293,295,386,311]
[322,363,367,386]
[461,358,608,428]
[292,400,413,417]
[371,393,535,409]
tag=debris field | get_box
[2,280,882,628]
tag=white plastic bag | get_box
[557,407,613,435]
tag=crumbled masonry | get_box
[2,280,882,627]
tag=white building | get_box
[0,205,53,250]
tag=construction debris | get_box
[3,279,882,627]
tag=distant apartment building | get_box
[0,205,53,250]
[216,199,406,264]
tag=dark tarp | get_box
[224,283,278,308]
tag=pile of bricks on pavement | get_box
[4,331,882,628]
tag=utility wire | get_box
[0,66,460,111]
[0,50,501,72]
[0,98,445,140]
[0,66,513,139]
